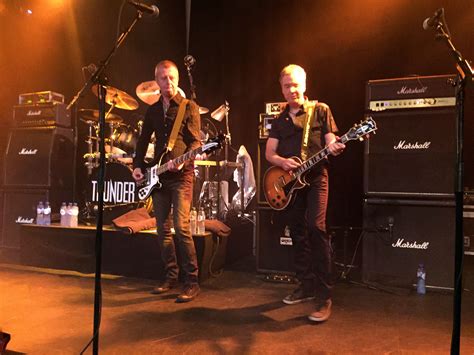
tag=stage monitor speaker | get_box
[256,206,295,274]
[4,126,74,189]
[1,189,72,248]
[257,140,271,205]
[362,198,456,289]
[364,108,457,198]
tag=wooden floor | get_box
[1,257,474,354]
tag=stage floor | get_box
[1,259,474,354]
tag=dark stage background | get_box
[0,0,473,230]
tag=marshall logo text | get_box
[397,86,428,95]
[394,140,431,150]
[19,148,38,155]
[392,238,430,250]
[16,216,34,224]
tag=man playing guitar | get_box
[265,64,345,322]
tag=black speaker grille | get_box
[364,109,456,197]
[256,206,294,274]
[4,127,74,188]
[362,199,455,289]
[1,189,72,248]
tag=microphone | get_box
[127,1,159,17]
[387,216,395,237]
[184,55,196,67]
[423,8,443,30]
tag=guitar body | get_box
[263,157,307,210]
[137,153,164,201]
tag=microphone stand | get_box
[68,10,145,355]
[429,16,473,355]
[184,61,197,101]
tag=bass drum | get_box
[87,162,153,224]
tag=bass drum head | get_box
[87,162,153,224]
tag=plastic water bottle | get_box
[190,207,197,235]
[43,202,51,226]
[197,207,206,235]
[66,203,73,227]
[36,201,44,225]
[60,203,67,226]
[70,203,79,227]
[417,264,426,295]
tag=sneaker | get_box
[151,279,178,295]
[176,284,200,303]
[308,299,332,322]
[283,286,315,305]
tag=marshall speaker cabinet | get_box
[362,198,456,289]
[0,189,72,248]
[256,206,295,274]
[364,74,459,198]
[3,126,74,189]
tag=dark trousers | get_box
[152,173,199,285]
[284,167,333,301]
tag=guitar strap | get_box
[300,100,317,161]
[166,98,189,152]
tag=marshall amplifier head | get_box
[13,102,70,128]
[366,74,457,112]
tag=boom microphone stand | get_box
[424,8,473,354]
[68,10,146,355]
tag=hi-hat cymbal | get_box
[199,106,209,114]
[79,109,123,124]
[91,85,139,110]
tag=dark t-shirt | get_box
[269,101,338,159]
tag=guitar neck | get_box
[155,146,202,175]
[295,134,350,177]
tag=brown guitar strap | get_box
[300,100,317,161]
[166,98,189,152]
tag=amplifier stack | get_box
[255,102,296,275]
[1,92,73,249]
[362,74,468,289]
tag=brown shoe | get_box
[151,279,178,294]
[308,299,332,322]
[176,284,200,303]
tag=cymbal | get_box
[211,102,229,122]
[91,85,139,110]
[79,109,123,123]
[136,80,161,105]
[199,106,209,114]
[136,80,189,105]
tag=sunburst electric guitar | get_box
[263,117,377,210]
[137,134,224,201]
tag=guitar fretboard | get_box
[295,134,350,177]
[154,146,203,175]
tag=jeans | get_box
[152,173,199,285]
[283,167,333,301]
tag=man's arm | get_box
[265,137,300,172]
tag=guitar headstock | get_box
[346,116,377,141]
[202,133,226,153]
